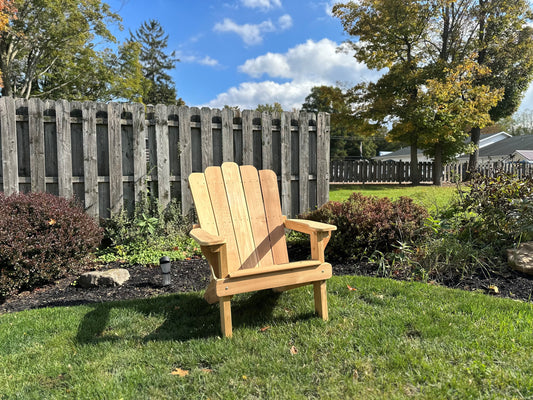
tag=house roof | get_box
[514,150,533,161]
[374,132,511,160]
[477,135,533,158]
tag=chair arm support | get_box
[190,228,229,279]
[189,228,226,247]
[283,218,336,262]
[283,218,337,235]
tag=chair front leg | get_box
[313,280,328,320]
[219,296,233,338]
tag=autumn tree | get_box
[0,0,141,100]
[0,0,15,87]
[302,85,378,159]
[130,19,182,105]
[334,0,533,183]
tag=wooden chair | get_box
[189,162,336,338]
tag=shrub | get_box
[0,192,103,298]
[303,192,430,261]
[97,196,201,265]
[446,172,533,250]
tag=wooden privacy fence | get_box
[330,159,434,183]
[0,97,330,219]
[331,159,533,184]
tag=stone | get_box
[507,242,533,275]
[78,268,130,288]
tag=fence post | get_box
[316,112,330,206]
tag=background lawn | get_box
[329,184,460,213]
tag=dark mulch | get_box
[1,244,533,314]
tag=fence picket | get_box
[28,98,46,193]
[56,100,73,198]
[108,102,123,215]
[179,106,192,214]
[155,104,170,208]
[82,102,98,217]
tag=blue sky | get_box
[106,0,533,113]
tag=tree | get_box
[467,0,533,172]
[333,0,533,183]
[302,85,378,159]
[130,19,182,105]
[256,102,283,113]
[0,0,16,87]
[0,0,127,100]
[334,0,438,183]
[415,60,502,184]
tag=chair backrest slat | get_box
[188,173,218,236]
[204,166,241,271]
[221,163,259,270]
[240,165,275,267]
[259,169,289,264]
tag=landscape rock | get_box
[78,268,131,288]
[507,242,533,276]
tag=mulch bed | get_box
[1,245,533,314]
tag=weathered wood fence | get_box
[0,98,330,219]
[330,159,434,183]
[331,159,533,184]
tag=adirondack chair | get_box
[189,162,336,338]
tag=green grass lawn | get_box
[329,184,459,213]
[1,276,532,399]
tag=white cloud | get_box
[213,15,292,45]
[214,18,275,45]
[205,39,382,110]
[240,0,282,10]
[176,52,220,67]
[239,38,376,83]
[205,80,318,110]
[323,1,337,17]
[278,14,293,30]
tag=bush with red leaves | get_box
[303,192,430,261]
[0,192,103,298]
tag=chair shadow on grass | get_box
[75,289,315,344]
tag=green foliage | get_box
[130,19,182,105]
[98,196,200,265]
[0,0,129,100]
[0,192,103,298]
[302,85,381,159]
[255,102,283,113]
[445,172,533,249]
[303,192,430,261]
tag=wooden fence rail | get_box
[0,98,331,219]
[331,159,533,184]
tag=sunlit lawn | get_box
[330,183,460,213]
[1,275,532,399]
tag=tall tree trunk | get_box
[433,143,443,186]
[410,136,420,185]
[467,126,481,179]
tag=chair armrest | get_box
[283,218,337,235]
[189,228,226,247]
